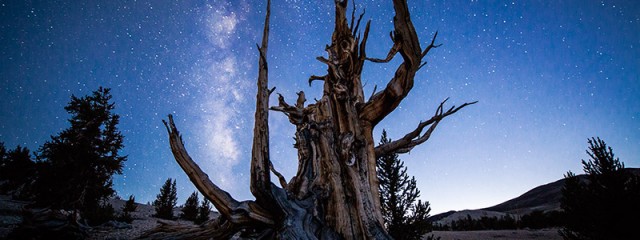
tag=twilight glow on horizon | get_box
[1,0,638,214]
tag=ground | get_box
[1,195,563,240]
[430,228,563,240]
[0,194,218,239]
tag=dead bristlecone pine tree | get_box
[146,0,476,239]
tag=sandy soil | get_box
[430,228,563,240]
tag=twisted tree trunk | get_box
[149,0,475,239]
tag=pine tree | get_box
[154,178,178,219]
[0,142,7,179]
[124,195,137,213]
[119,195,137,223]
[0,144,35,196]
[195,198,212,225]
[560,137,640,240]
[181,191,199,221]
[30,87,125,225]
[377,130,434,240]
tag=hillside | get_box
[480,177,570,215]
[431,168,640,224]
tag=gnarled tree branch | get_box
[270,93,304,125]
[162,115,274,226]
[365,31,400,63]
[359,0,431,126]
[374,99,477,156]
[308,75,326,86]
[269,160,288,189]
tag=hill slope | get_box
[431,168,640,223]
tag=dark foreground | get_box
[430,228,562,240]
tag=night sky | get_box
[1,0,638,214]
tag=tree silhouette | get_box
[153,0,475,238]
[124,195,137,213]
[32,87,125,224]
[195,198,211,225]
[153,178,178,220]
[0,144,35,197]
[119,195,137,223]
[560,137,640,240]
[181,191,199,221]
[377,130,433,240]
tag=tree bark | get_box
[152,0,475,239]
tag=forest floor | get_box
[429,228,563,240]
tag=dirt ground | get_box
[2,195,564,240]
[429,228,563,240]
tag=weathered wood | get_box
[162,115,274,227]
[139,219,240,240]
[154,0,475,239]
[251,0,277,210]
[360,0,442,127]
[374,99,477,156]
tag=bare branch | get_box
[352,9,366,36]
[349,0,356,33]
[162,115,274,226]
[269,161,288,189]
[365,39,400,63]
[417,61,428,70]
[295,91,306,108]
[270,94,304,125]
[421,31,442,58]
[374,99,477,156]
[359,0,426,126]
[308,75,326,86]
[368,84,377,102]
[358,20,371,61]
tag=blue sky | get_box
[1,0,638,214]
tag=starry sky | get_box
[1,0,638,215]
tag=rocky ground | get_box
[0,195,218,239]
[87,198,163,240]
[0,195,24,238]
[2,195,563,239]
